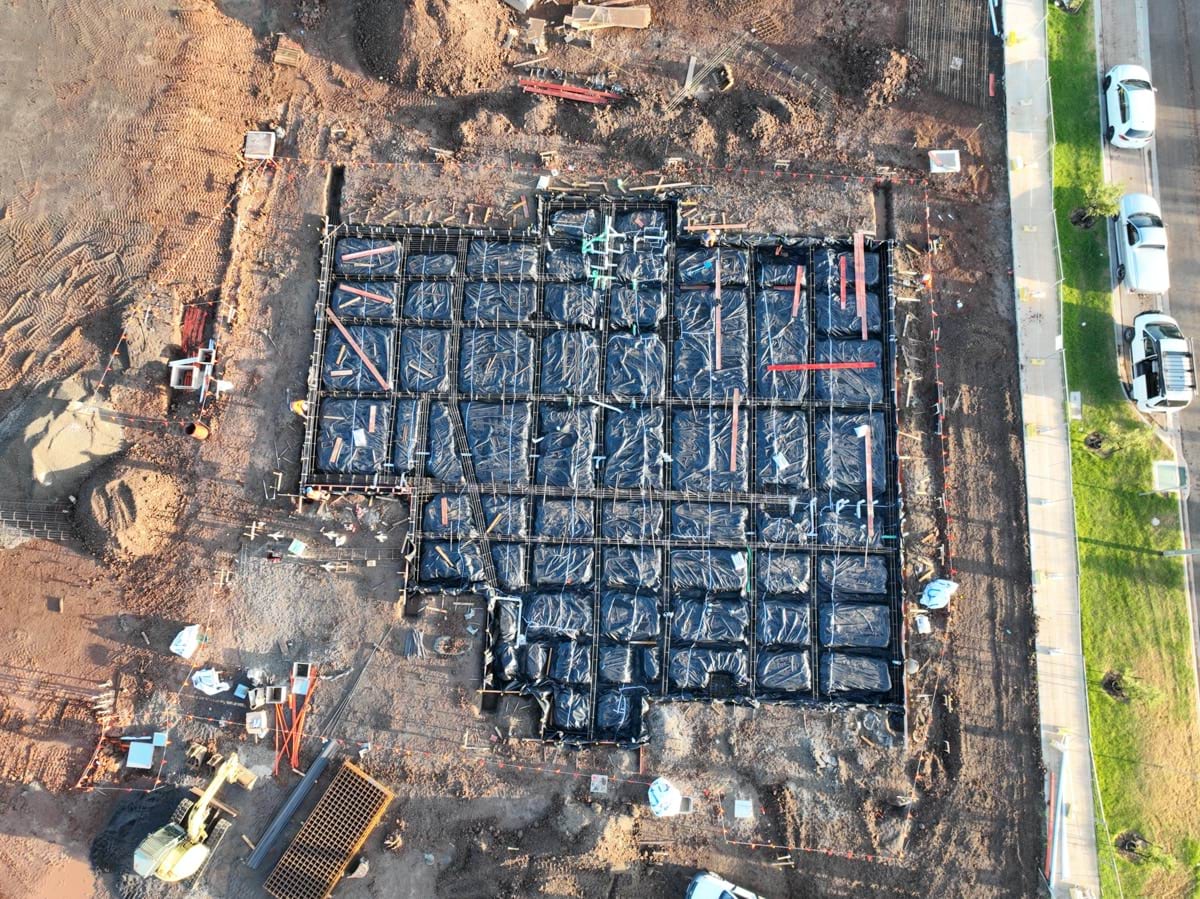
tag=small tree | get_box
[1084,181,1122,219]
[1071,181,1122,228]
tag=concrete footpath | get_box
[1002,1,1101,895]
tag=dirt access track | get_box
[0,1,1041,897]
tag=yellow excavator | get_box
[133,752,257,883]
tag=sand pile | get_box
[75,461,183,562]
[355,0,508,94]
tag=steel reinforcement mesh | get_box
[300,196,905,745]
[264,761,393,899]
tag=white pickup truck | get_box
[1129,311,1196,413]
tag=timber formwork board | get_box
[264,761,393,899]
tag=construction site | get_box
[0,0,1040,897]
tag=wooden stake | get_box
[853,231,868,341]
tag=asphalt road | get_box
[1149,0,1200,702]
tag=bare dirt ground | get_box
[0,1,1040,897]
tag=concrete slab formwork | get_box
[299,196,906,746]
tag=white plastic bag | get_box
[191,668,230,696]
[169,625,201,659]
[919,578,959,610]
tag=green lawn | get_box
[1048,2,1200,895]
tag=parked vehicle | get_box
[686,871,766,899]
[1114,193,1169,295]
[1103,64,1156,149]
[1129,311,1196,412]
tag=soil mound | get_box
[75,461,183,562]
[355,0,508,93]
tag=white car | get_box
[686,872,766,899]
[1103,64,1156,149]
[1115,193,1169,295]
[1129,311,1196,412]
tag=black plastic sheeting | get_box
[818,602,891,648]
[616,209,667,235]
[553,687,591,731]
[814,340,884,404]
[549,208,600,238]
[464,402,532,486]
[546,248,589,281]
[602,548,662,591]
[406,252,457,277]
[403,281,453,321]
[672,407,748,492]
[541,331,600,394]
[536,405,598,489]
[617,251,668,283]
[425,403,465,484]
[600,592,660,640]
[758,505,816,545]
[524,592,593,639]
[756,289,810,400]
[535,499,593,540]
[400,329,450,392]
[606,334,666,400]
[422,493,474,537]
[756,409,808,488]
[545,284,602,326]
[601,502,664,541]
[677,249,749,286]
[552,641,592,685]
[466,241,538,278]
[756,601,810,647]
[817,508,883,548]
[331,281,397,317]
[757,551,811,595]
[604,407,664,489]
[464,282,538,322]
[394,400,419,474]
[819,653,892,696]
[471,538,527,592]
[322,325,392,392]
[459,329,536,395]
[532,545,594,587]
[756,651,812,693]
[668,648,750,691]
[483,495,528,538]
[671,503,748,541]
[595,688,650,740]
[757,257,806,288]
[817,554,889,595]
[672,599,749,644]
[334,238,400,276]
[611,286,666,329]
[670,549,748,596]
[673,289,749,399]
[316,399,390,474]
[419,540,486,588]
[814,412,887,493]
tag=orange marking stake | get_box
[368,405,377,434]
[441,496,450,527]
[339,244,396,262]
[839,255,847,309]
[730,388,740,473]
[713,302,723,372]
[766,361,876,372]
[853,231,868,341]
[326,309,391,390]
[339,284,394,305]
[791,265,804,318]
